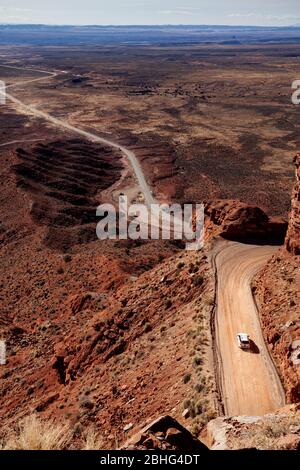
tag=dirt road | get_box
[0,139,44,147]
[213,240,285,416]
[0,65,193,238]
[0,65,156,207]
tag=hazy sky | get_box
[0,0,300,26]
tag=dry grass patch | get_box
[0,415,104,451]
[1,415,71,450]
[82,429,103,450]
[228,412,300,450]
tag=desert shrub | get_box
[206,296,215,306]
[183,399,191,409]
[189,421,201,437]
[188,263,196,273]
[193,356,203,368]
[183,373,191,384]
[195,399,206,414]
[205,409,218,422]
[193,275,204,287]
[83,429,103,450]
[79,395,94,410]
[194,383,204,393]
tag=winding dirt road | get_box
[213,240,285,416]
[1,64,286,416]
[0,64,193,238]
[0,65,156,207]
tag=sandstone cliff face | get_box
[285,154,300,255]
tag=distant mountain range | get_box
[0,24,300,46]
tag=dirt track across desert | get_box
[0,65,156,207]
[213,240,285,416]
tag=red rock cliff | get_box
[285,154,300,255]
[254,154,300,403]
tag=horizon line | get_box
[0,22,299,28]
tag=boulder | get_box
[121,415,208,451]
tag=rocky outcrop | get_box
[121,415,208,451]
[203,405,300,450]
[285,154,300,255]
[205,200,287,244]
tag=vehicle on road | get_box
[237,333,251,350]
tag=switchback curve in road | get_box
[213,240,285,416]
